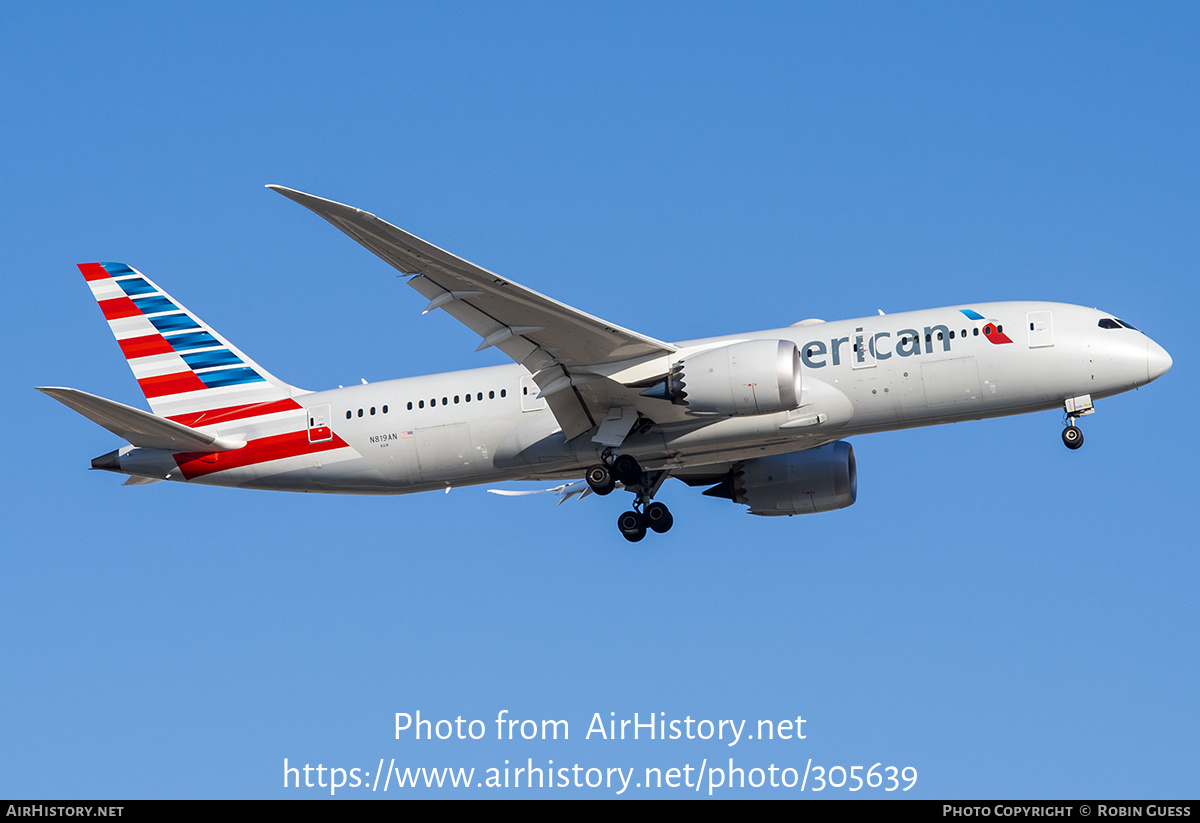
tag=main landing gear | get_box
[587,453,673,542]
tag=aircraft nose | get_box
[1147,339,1172,383]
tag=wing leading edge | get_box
[268,186,677,438]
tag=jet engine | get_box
[641,339,802,416]
[705,441,857,516]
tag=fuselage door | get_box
[1027,311,1054,348]
[307,403,333,443]
[853,329,877,370]
[520,374,547,412]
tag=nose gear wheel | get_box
[1062,425,1084,450]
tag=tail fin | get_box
[78,262,306,423]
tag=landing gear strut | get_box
[588,453,674,542]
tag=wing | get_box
[269,186,677,439]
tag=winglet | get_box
[267,185,377,219]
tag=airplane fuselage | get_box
[106,300,1168,494]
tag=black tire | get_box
[1062,426,1084,450]
[586,465,615,495]
[617,510,646,542]
[644,501,673,534]
[611,454,642,484]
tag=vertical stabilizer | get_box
[78,262,306,424]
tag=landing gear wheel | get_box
[617,510,646,542]
[586,465,615,495]
[1062,425,1084,450]
[644,501,674,534]
[611,454,642,485]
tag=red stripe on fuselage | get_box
[983,324,1013,344]
[173,429,349,480]
[117,333,175,359]
[166,398,303,427]
[138,371,208,398]
[99,296,141,320]
[78,262,110,282]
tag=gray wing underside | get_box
[269,186,677,439]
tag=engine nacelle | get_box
[721,441,857,516]
[644,339,802,416]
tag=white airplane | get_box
[41,187,1173,541]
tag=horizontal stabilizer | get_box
[37,387,246,452]
[123,475,163,486]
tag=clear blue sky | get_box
[3,2,1196,798]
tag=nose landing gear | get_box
[1061,394,1094,450]
[588,453,674,542]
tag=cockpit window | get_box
[1098,318,1140,331]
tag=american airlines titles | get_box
[799,324,960,369]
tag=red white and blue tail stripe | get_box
[78,262,305,422]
